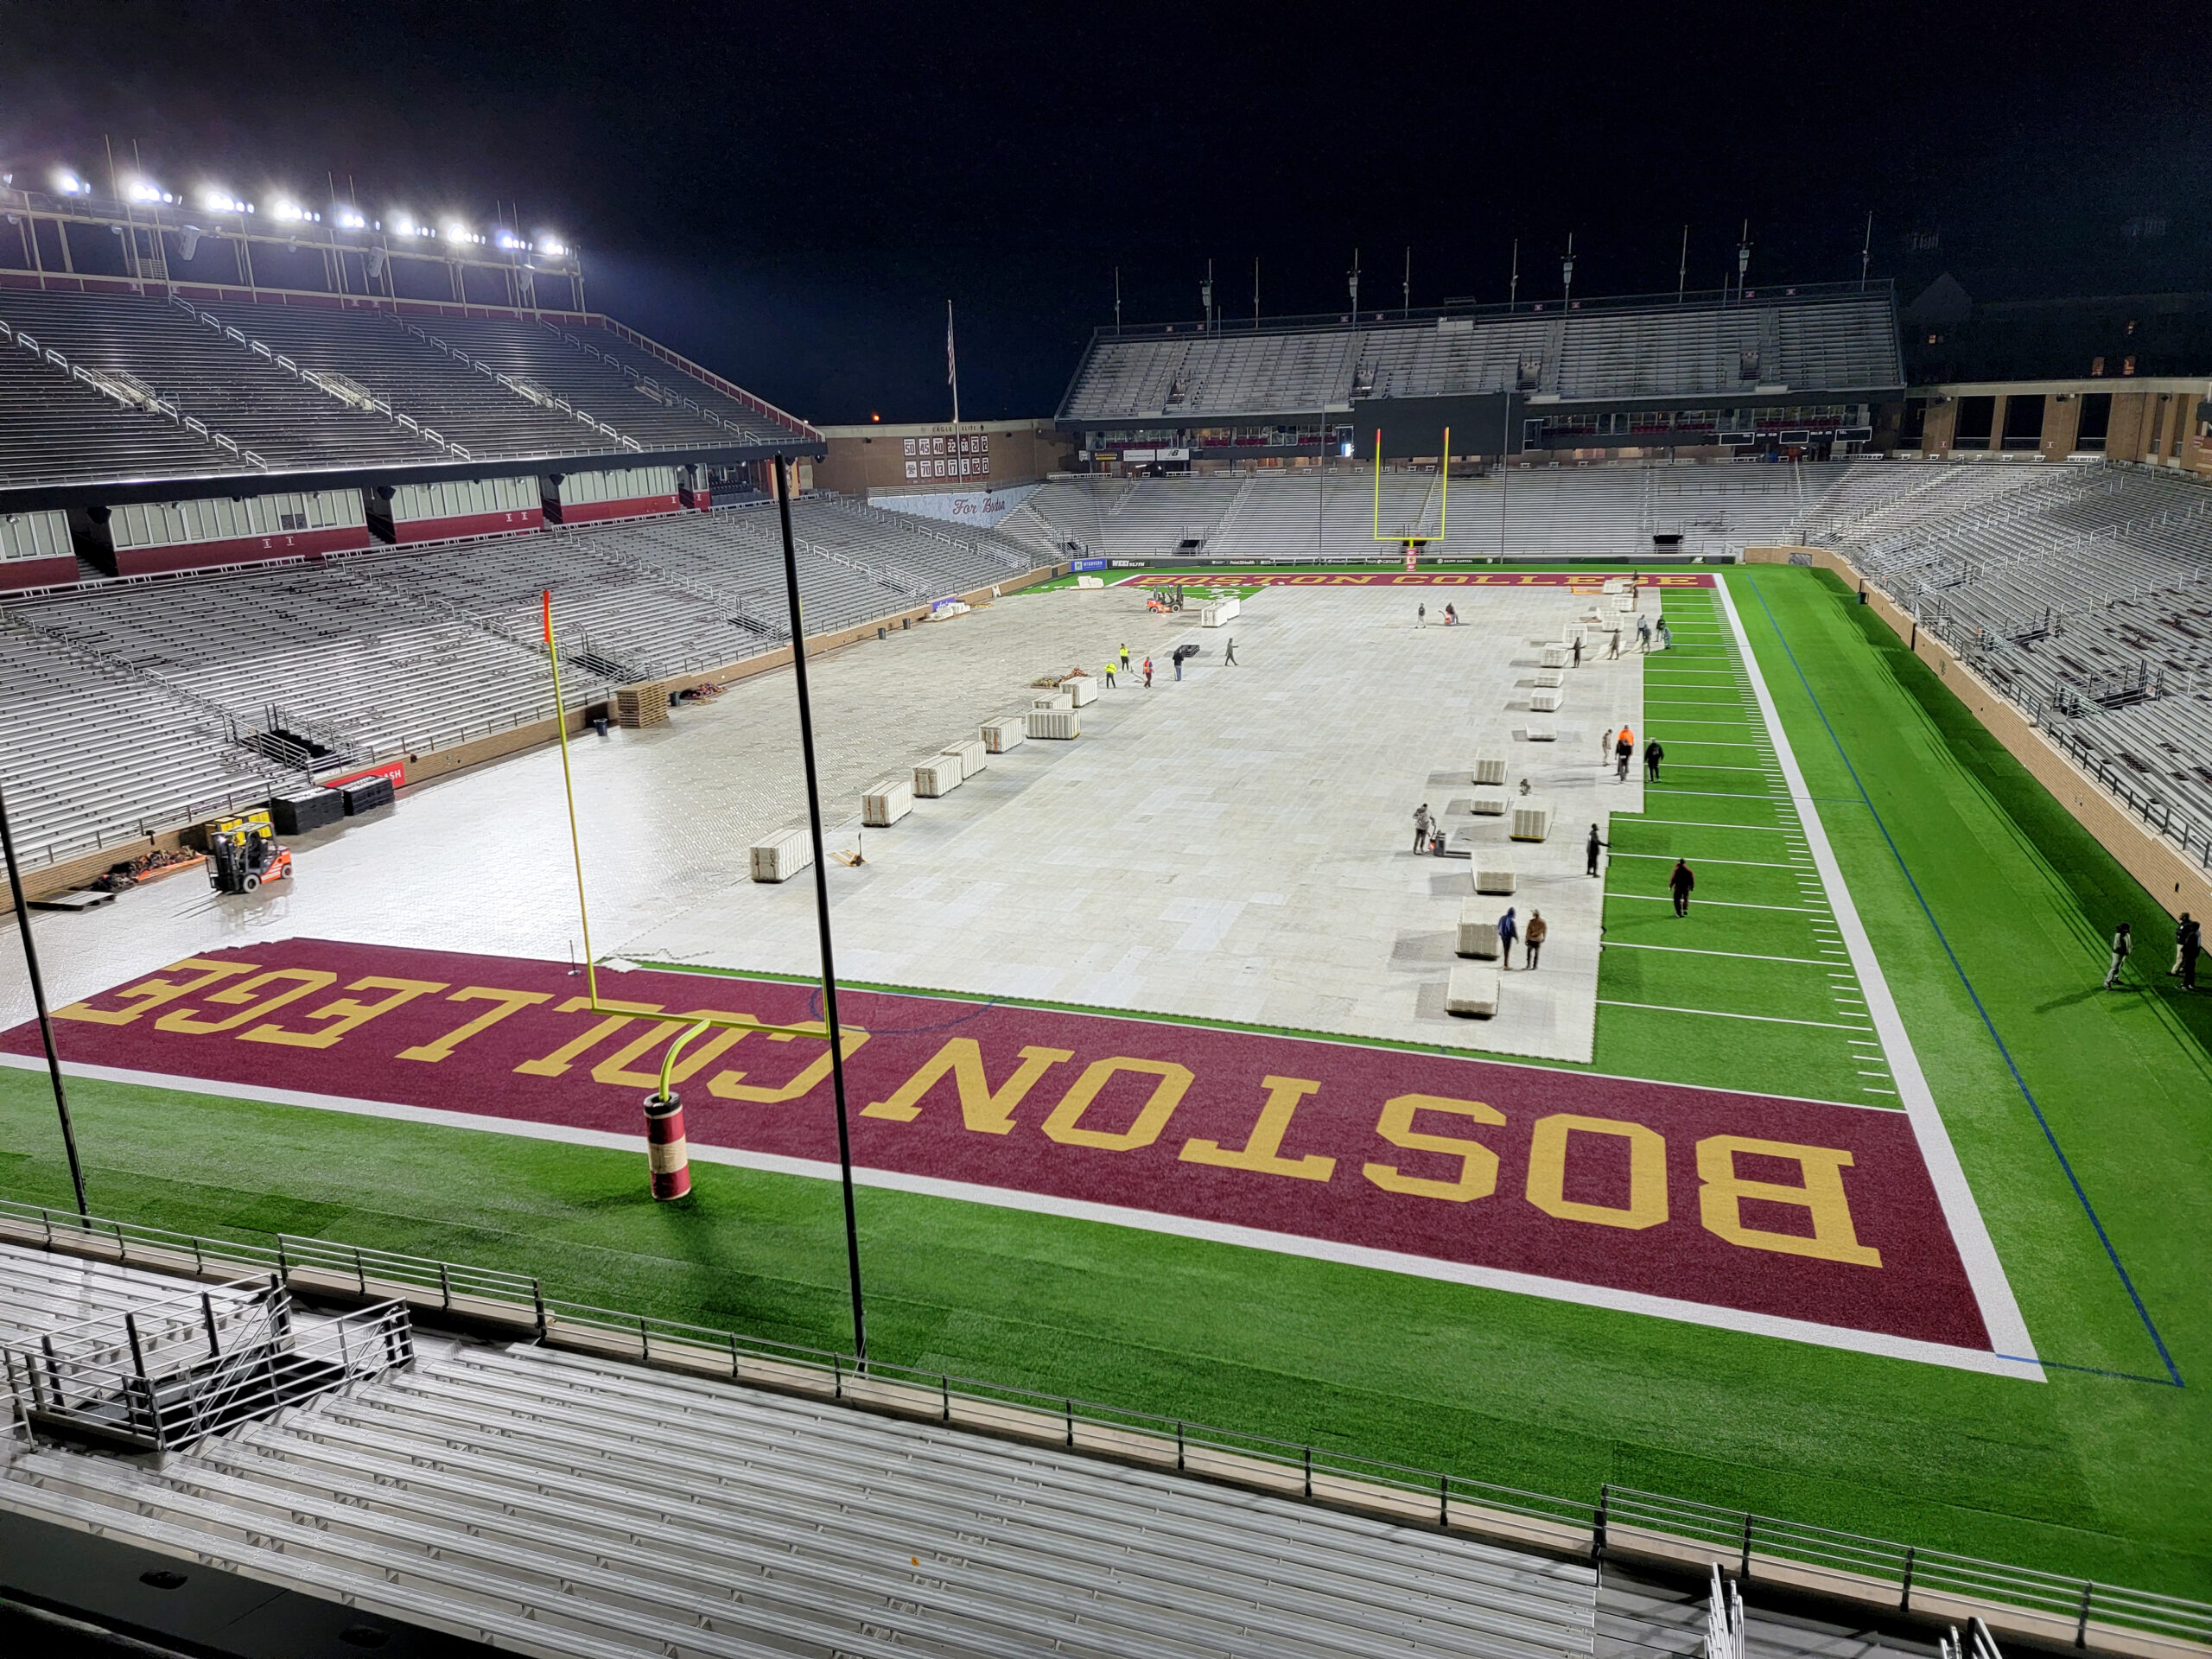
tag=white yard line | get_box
[1597,999,1869,1032]
[1713,576,2039,1376]
[1603,942,1845,967]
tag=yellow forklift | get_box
[205,810,295,894]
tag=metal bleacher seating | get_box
[1008,461,1839,563]
[1826,458,2212,864]
[1060,289,1901,423]
[0,289,446,472]
[192,300,600,460]
[0,1245,1601,1659]
[0,499,1050,874]
[0,289,813,484]
[0,315,236,486]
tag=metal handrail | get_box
[1605,1489,2209,1646]
[0,1198,2204,1643]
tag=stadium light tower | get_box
[1859,211,1874,290]
[1736,220,1752,300]
[1508,238,1519,310]
[1560,234,1575,306]
[1200,259,1213,332]
[1347,248,1360,314]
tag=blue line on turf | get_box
[1740,569,2183,1389]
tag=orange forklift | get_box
[206,810,295,894]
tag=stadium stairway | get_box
[2,1326,1599,1659]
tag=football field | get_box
[2,565,2205,1596]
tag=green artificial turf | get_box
[2,566,2205,1597]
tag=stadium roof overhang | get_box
[0,439,825,516]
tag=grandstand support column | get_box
[0,782,87,1217]
[773,454,868,1365]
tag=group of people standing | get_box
[1608,724,1663,782]
[2105,912,2202,991]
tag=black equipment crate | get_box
[268,789,343,836]
[338,775,397,816]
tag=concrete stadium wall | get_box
[1742,548,2212,920]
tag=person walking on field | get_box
[1607,627,1622,660]
[1121,644,1131,673]
[1572,636,1583,667]
[1412,803,1433,853]
[1523,911,1548,969]
[1142,656,1154,688]
[1668,857,1695,917]
[1637,614,1653,652]
[1586,823,1605,876]
[1224,637,1237,665]
[1656,616,1672,651]
[1643,737,1664,782]
[1615,725,1636,782]
[1103,658,1116,689]
[2105,921,2133,989]
[1497,906,1520,969]
[1417,603,1427,628]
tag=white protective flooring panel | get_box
[643,584,1643,1063]
[0,584,1640,1065]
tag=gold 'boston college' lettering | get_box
[1695,1135,1881,1267]
[236,976,449,1049]
[705,1022,868,1103]
[398,988,555,1063]
[1524,1113,1669,1230]
[152,969,340,1035]
[1179,1076,1335,1181]
[1040,1058,1193,1152]
[55,957,260,1026]
[862,1039,1073,1134]
[1361,1094,1504,1202]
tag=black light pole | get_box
[772,455,868,1364]
[0,781,86,1217]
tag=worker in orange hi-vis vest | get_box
[1614,725,1636,783]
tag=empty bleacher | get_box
[0,289,446,472]
[1060,289,1902,424]
[1,1310,1601,1659]
[1828,459,2212,862]
[1008,462,1836,562]
[192,299,601,460]
[0,498,1048,873]
[0,316,239,486]
[0,289,813,489]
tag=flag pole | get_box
[946,299,961,428]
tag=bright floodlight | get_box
[54,169,87,195]
[200,188,248,213]
[442,220,468,243]
[268,199,303,221]
[335,209,366,231]
[538,236,565,257]
[391,213,418,236]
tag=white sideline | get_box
[1714,575,2041,1378]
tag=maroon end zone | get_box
[10,938,1991,1354]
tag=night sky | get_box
[5,2,2207,423]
